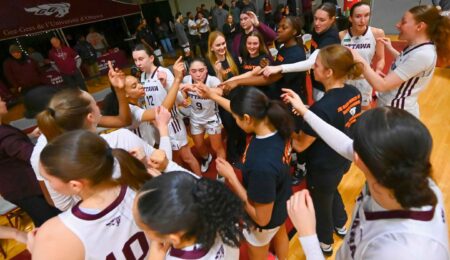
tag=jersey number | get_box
[146,95,155,106]
[106,232,149,260]
[195,102,203,110]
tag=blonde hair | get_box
[409,5,450,66]
[318,44,363,80]
[207,31,239,79]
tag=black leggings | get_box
[307,172,347,244]
[219,107,246,162]
[11,195,60,227]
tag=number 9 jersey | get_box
[182,75,222,135]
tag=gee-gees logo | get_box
[25,3,71,18]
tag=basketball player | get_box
[120,57,201,176]
[29,130,151,259]
[181,59,225,174]
[132,44,199,173]
[32,63,174,211]
[351,5,450,117]
[134,171,249,259]
[340,2,385,110]
[283,90,448,259]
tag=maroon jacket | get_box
[232,22,277,58]
[0,125,42,201]
[48,46,78,75]
[3,57,43,91]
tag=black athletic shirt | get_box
[311,26,340,91]
[302,84,361,188]
[273,44,307,101]
[242,132,292,229]
[205,58,237,81]
[238,53,272,96]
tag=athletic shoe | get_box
[200,154,213,173]
[320,242,333,256]
[334,226,348,237]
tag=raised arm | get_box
[259,49,319,77]
[377,37,399,59]
[247,11,277,43]
[99,61,132,128]
[221,73,282,92]
[373,28,386,73]
[141,57,184,122]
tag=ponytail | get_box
[384,160,436,207]
[41,130,148,189]
[230,87,294,141]
[430,15,450,66]
[266,100,294,141]
[410,5,450,66]
[137,172,249,251]
[347,62,364,80]
[112,149,150,190]
[353,107,437,208]
[37,108,63,142]
[319,44,363,80]
[37,88,92,142]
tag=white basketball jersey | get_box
[165,238,239,260]
[140,66,174,109]
[377,42,436,118]
[341,27,376,64]
[342,27,376,100]
[141,66,186,138]
[128,103,157,146]
[337,179,448,260]
[32,130,155,211]
[182,75,222,125]
[58,186,150,260]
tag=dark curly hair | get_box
[353,107,436,208]
[136,171,250,250]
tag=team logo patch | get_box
[25,3,71,18]
[215,245,225,259]
[106,216,121,227]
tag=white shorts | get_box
[243,226,280,247]
[168,117,188,151]
[348,79,372,107]
[190,119,222,136]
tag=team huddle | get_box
[1,2,449,260]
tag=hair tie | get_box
[47,107,55,117]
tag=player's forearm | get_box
[162,78,181,110]
[281,49,318,73]
[210,93,231,113]
[230,74,281,87]
[115,89,132,126]
[227,175,258,220]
